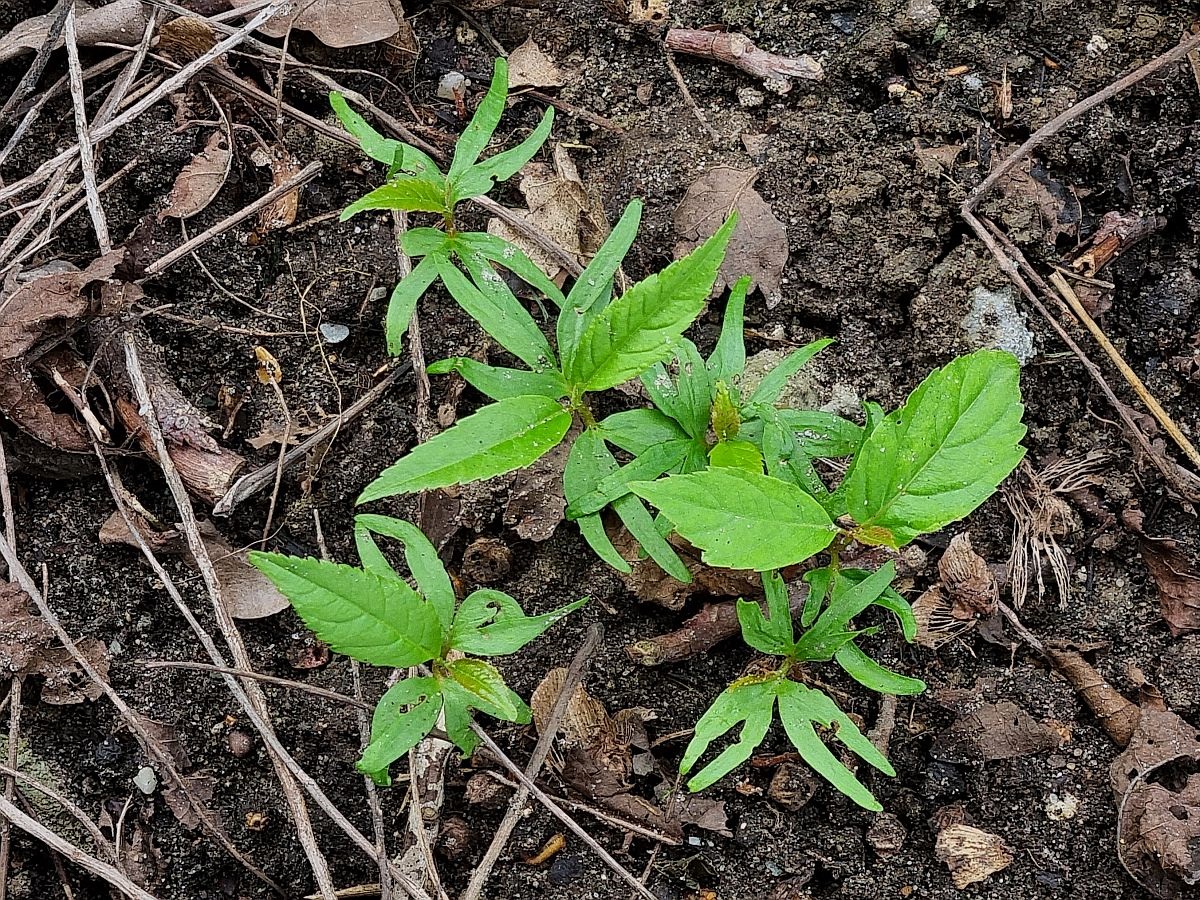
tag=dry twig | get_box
[63,5,111,253]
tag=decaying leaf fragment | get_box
[161,130,232,220]
[0,582,108,705]
[0,0,147,65]
[507,39,566,89]
[934,823,1014,889]
[230,0,400,48]
[932,698,1062,763]
[674,166,788,308]
[1134,530,1200,637]
[913,532,1000,648]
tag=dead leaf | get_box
[161,772,217,831]
[932,700,1063,763]
[504,433,571,541]
[0,582,107,705]
[990,152,1079,245]
[507,38,566,89]
[673,166,788,308]
[160,130,232,220]
[0,0,147,65]
[245,420,319,450]
[934,824,1014,889]
[1136,534,1200,637]
[230,0,399,48]
[487,145,607,285]
[612,526,761,610]
[251,149,302,233]
[99,511,290,620]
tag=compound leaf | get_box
[565,439,692,518]
[457,231,566,308]
[248,553,442,667]
[843,349,1026,545]
[449,589,585,656]
[453,108,555,202]
[834,643,925,695]
[448,59,508,182]
[358,396,571,502]
[736,569,795,656]
[330,92,443,184]
[630,469,837,572]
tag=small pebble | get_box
[319,323,349,344]
[738,87,765,108]
[1086,34,1109,57]
[548,854,584,886]
[133,765,158,795]
[228,730,253,758]
[437,72,468,101]
[1045,792,1079,821]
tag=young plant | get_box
[353,193,740,582]
[249,514,584,785]
[332,58,562,355]
[563,275,864,563]
[629,349,1027,806]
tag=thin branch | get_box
[461,625,603,900]
[0,678,21,900]
[63,4,111,253]
[0,765,119,867]
[137,661,370,710]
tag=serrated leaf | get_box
[341,181,449,219]
[709,439,763,473]
[747,339,834,406]
[682,674,778,791]
[385,254,440,356]
[457,231,566,307]
[774,410,863,459]
[441,252,556,371]
[775,681,890,812]
[599,408,689,456]
[353,515,456,631]
[564,430,631,573]
[612,492,692,583]
[248,553,442,667]
[357,678,442,785]
[426,357,567,401]
[449,589,585,656]
[442,658,529,724]
[844,350,1027,545]
[630,469,836,572]
[559,201,642,367]
[448,59,509,182]
[804,562,896,642]
[452,108,555,202]
[330,92,444,183]
[568,215,737,392]
[834,643,925,695]
[565,439,692,518]
[358,396,571,502]
[708,275,749,385]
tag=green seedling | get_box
[249,514,584,785]
[333,58,562,355]
[627,349,1027,806]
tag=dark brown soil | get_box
[3,0,1199,898]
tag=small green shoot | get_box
[249,514,585,785]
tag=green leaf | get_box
[426,357,567,402]
[441,252,556,371]
[599,408,689,456]
[559,201,642,368]
[353,515,456,632]
[834,643,925,695]
[402,227,451,258]
[708,440,764,473]
[448,59,509,182]
[669,340,713,440]
[357,678,442,785]
[747,339,834,406]
[736,570,795,656]
[708,275,750,385]
[774,410,863,459]
[247,553,442,667]
[358,396,571,502]
[682,674,778,791]
[795,563,896,661]
[565,439,692,518]
[612,493,692,583]
[449,589,585,656]
[834,568,918,642]
[458,232,566,308]
[760,418,830,499]
[775,681,890,812]
[452,108,555,202]
[843,350,1027,545]
[801,566,833,628]
[341,181,449,219]
[563,429,630,573]
[630,469,837,572]
[330,92,444,183]
[568,215,737,392]
[384,254,440,356]
[442,658,529,724]
[440,687,481,755]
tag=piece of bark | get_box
[1070,211,1166,277]
[665,29,822,88]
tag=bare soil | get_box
[2,0,1199,898]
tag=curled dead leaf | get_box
[674,166,788,308]
[934,824,1014,889]
[251,149,302,233]
[1134,531,1200,637]
[161,130,233,220]
[230,0,400,48]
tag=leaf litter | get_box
[160,129,233,220]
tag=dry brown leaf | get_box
[0,0,147,65]
[160,130,232,220]
[504,432,571,541]
[507,39,566,89]
[934,824,1014,889]
[245,420,319,450]
[1137,535,1200,637]
[673,166,788,308]
[991,152,1078,245]
[251,148,302,233]
[0,582,107,705]
[932,699,1063,763]
[99,511,290,619]
[230,0,399,48]
[611,526,761,611]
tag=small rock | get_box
[133,765,158,795]
[462,537,513,584]
[768,761,817,811]
[961,286,1036,364]
[636,82,653,104]
[318,322,349,344]
[548,854,584,887]
[903,0,940,31]
[439,816,471,860]
[738,87,765,108]
[244,810,269,831]
[464,772,510,807]
[227,730,253,758]
[1045,791,1079,821]
[437,71,468,101]
[1086,34,1109,57]
[95,735,123,767]
[867,812,907,856]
